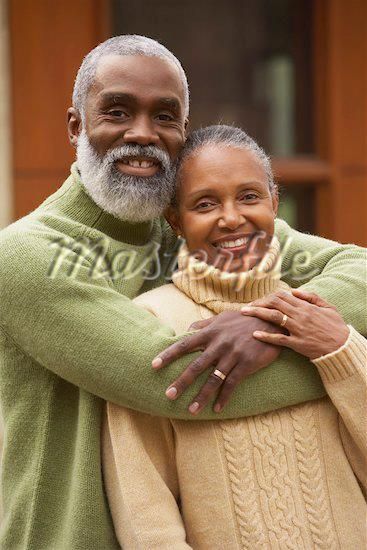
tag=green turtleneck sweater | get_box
[0,164,365,549]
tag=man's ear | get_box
[164,205,183,237]
[67,107,83,148]
[184,118,189,137]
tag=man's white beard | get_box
[76,130,177,223]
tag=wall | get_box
[0,0,12,229]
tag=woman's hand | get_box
[241,289,350,360]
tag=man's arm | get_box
[0,229,325,419]
[150,220,366,412]
[276,218,366,334]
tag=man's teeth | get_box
[215,238,248,249]
[122,159,155,168]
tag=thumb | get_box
[291,289,331,308]
[188,318,215,331]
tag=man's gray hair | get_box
[176,125,276,196]
[72,34,189,120]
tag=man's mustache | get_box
[103,144,172,172]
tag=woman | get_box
[103,126,366,549]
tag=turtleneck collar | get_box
[47,163,157,245]
[172,236,288,313]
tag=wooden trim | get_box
[273,157,330,185]
[313,0,367,245]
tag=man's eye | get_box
[156,113,174,121]
[107,110,127,118]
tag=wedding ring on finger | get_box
[280,314,288,328]
[212,369,227,382]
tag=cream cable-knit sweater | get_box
[103,239,367,549]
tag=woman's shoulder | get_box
[134,283,189,307]
[134,284,212,335]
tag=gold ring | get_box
[213,369,226,381]
[280,314,288,327]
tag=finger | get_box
[152,332,206,369]
[241,293,296,316]
[187,357,237,415]
[241,306,295,330]
[213,367,241,413]
[188,318,214,331]
[291,289,333,308]
[165,347,219,400]
[252,330,293,347]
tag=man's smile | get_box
[116,156,161,176]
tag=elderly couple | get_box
[0,35,365,549]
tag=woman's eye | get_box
[195,201,216,210]
[240,193,258,201]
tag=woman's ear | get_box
[272,190,279,218]
[165,205,183,237]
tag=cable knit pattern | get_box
[247,414,304,549]
[290,404,339,549]
[221,420,268,548]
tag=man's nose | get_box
[218,205,246,230]
[122,116,160,146]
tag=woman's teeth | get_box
[215,237,248,249]
[121,159,155,168]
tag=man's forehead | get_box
[93,54,183,96]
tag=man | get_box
[0,35,365,549]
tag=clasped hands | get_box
[152,290,349,415]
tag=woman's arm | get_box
[312,326,367,491]
[103,403,192,549]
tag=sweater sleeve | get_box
[276,219,367,335]
[312,326,367,488]
[103,403,191,549]
[0,227,327,420]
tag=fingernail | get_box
[241,306,252,312]
[214,404,222,413]
[165,387,177,399]
[253,331,264,337]
[189,402,200,414]
[152,357,163,369]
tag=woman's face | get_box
[167,144,278,272]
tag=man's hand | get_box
[152,311,283,414]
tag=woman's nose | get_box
[218,205,246,230]
[123,116,160,146]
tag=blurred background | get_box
[1,0,366,244]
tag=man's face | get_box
[72,54,187,223]
[85,54,186,167]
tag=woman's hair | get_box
[173,125,276,205]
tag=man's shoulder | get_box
[0,213,73,263]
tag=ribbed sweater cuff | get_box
[312,326,367,383]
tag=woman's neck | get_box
[172,237,288,313]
